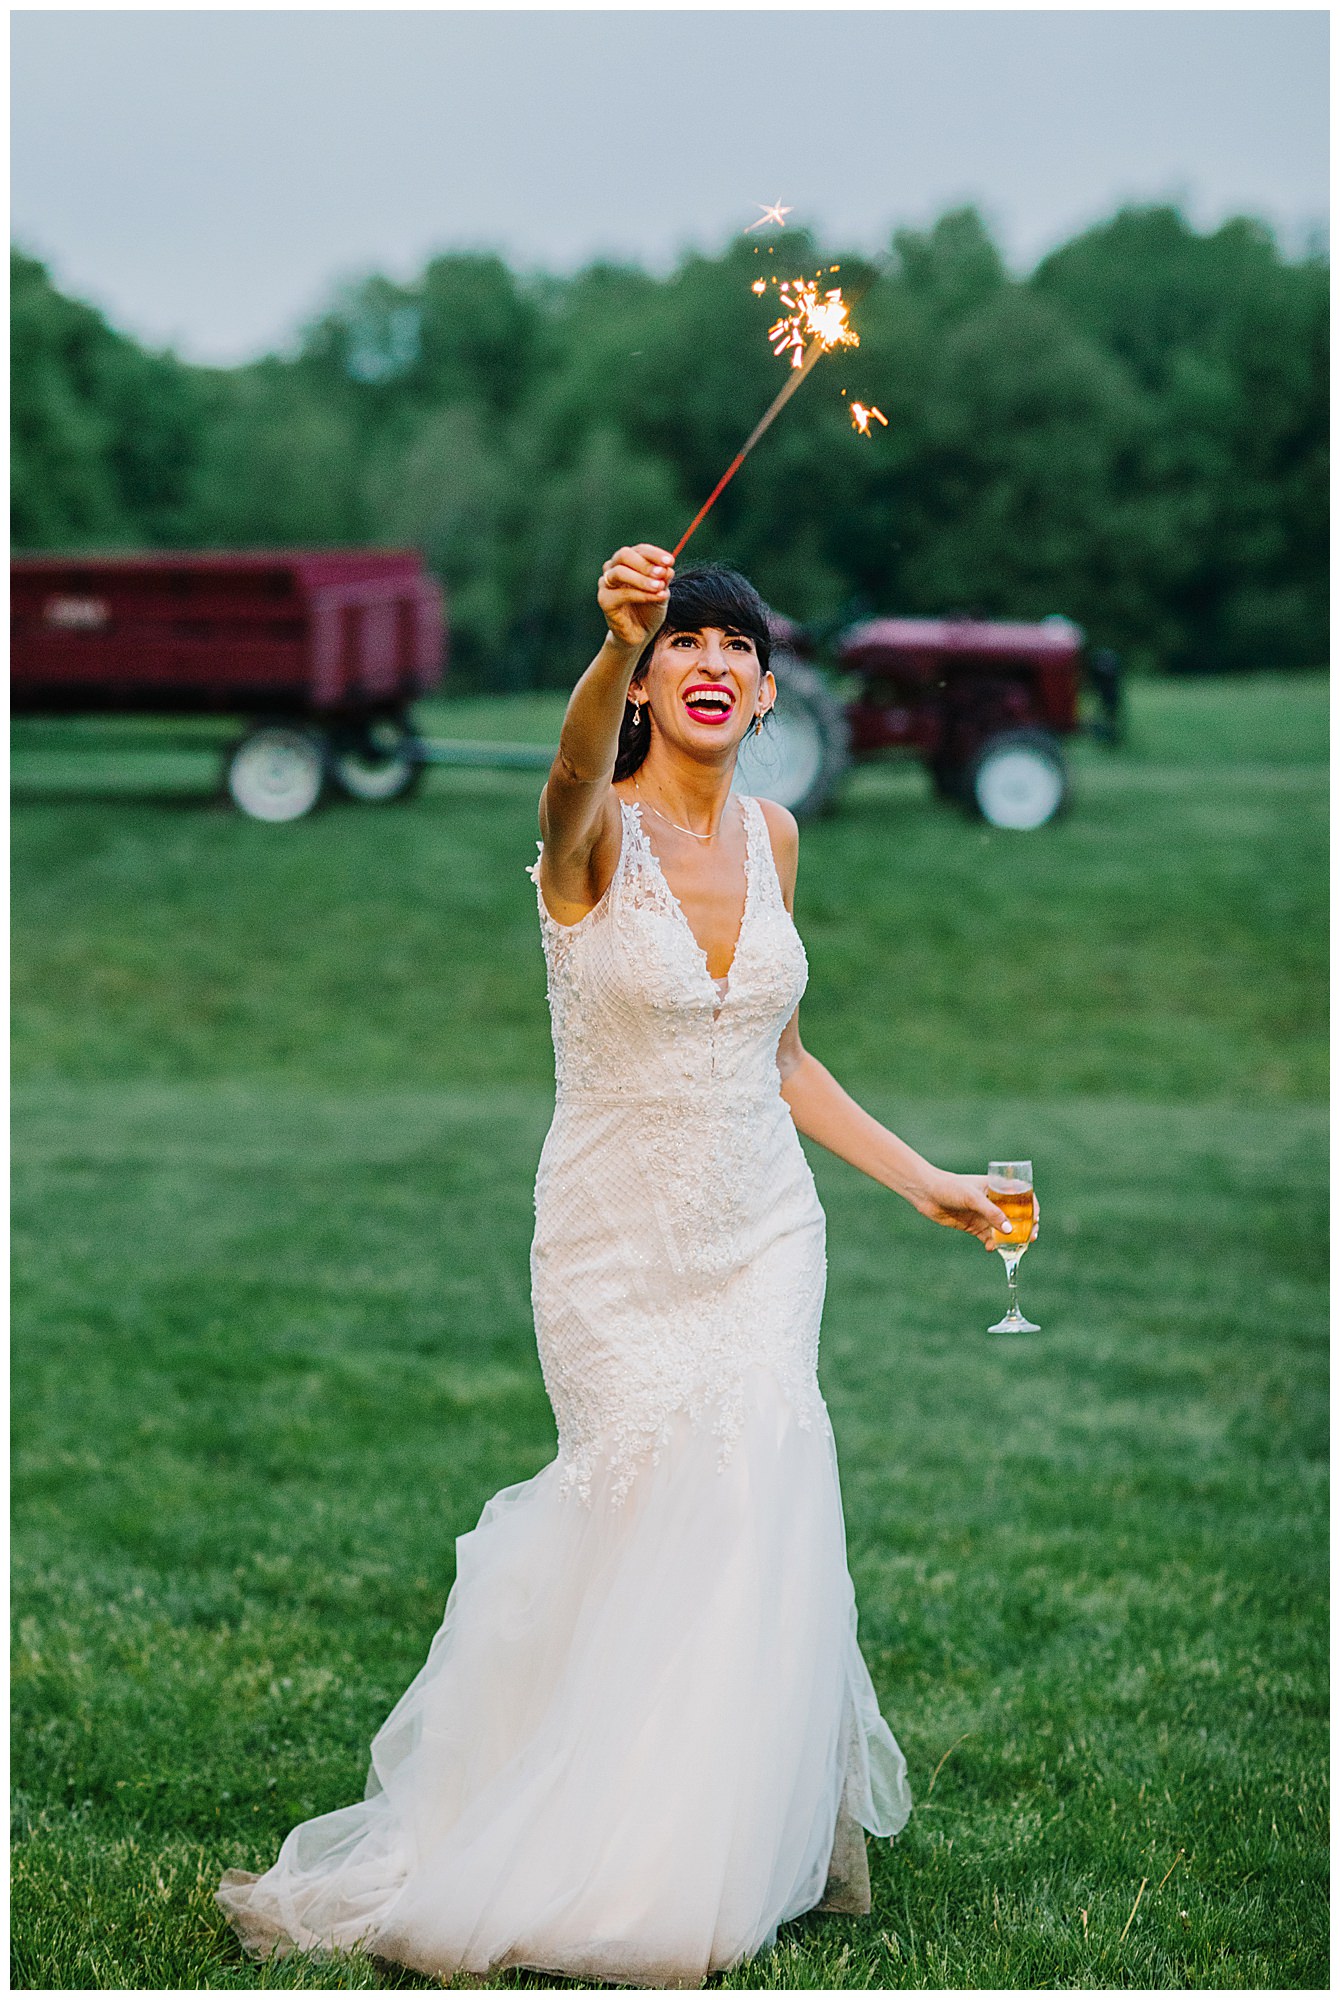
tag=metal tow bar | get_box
[413,738,556,772]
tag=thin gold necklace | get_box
[633,778,729,842]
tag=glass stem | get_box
[1001,1249,1022,1317]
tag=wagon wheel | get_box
[225,725,329,823]
[330,717,425,805]
[962,727,1069,831]
[730,650,851,819]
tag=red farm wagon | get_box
[11,550,447,820]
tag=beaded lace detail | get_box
[525,795,828,1505]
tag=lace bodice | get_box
[525,794,810,1103]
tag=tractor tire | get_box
[730,650,851,819]
[962,728,1069,830]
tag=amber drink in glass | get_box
[986,1159,1039,1334]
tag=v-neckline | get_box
[627,794,755,1004]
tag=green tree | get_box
[891,206,1008,322]
[364,399,522,686]
[884,287,1154,636]
[190,361,366,547]
[1034,207,1328,669]
[11,249,203,548]
[508,424,685,689]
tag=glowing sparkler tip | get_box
[761,274,860,371]
[751,278,768,295]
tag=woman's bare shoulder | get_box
[752,795,800,905]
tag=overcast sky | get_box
[11,8,1330,366]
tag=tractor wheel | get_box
[330,718,425,804]
[226,725,329,823]
[730,650,851,819]
[962,728,1068,830]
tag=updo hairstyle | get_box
[612,564,774,781]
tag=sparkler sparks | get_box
[744,200,793,232]
[767,278,860,370]
[849,401,888,436]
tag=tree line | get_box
[11,206,1328,687]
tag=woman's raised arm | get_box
[536,543,674,923]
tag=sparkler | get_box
[848,401,888,435]
[671,270,864,559]
[671,336,830,560]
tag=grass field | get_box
[11,676,1327,1989]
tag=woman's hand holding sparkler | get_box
[597,544,676,652]
[539,543,676,893]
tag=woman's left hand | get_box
[909,1169,1040,1250]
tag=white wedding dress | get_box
[216,792,913,1986]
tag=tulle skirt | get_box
[216,1367,912,1987]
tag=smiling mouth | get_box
[681,686,736,724]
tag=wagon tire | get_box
[226,725,329,823]
[330,718,425,805]
[731,650,851,820]
[962,727,1068,830]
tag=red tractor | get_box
[731,611,1123,829]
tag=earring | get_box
[631,703,643,728]
[752,713,764,736]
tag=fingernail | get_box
[999,1221,1012,1233]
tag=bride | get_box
[217,543,1028,1988]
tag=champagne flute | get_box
[986,1159,1039,1334]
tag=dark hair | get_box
[612,563,774,780]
